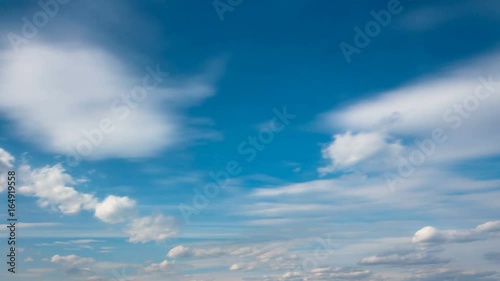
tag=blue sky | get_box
[0,0,500,280]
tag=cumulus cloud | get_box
[229,262,256,271]
[126,214,178,243]
[281,271,302,279]
[412,226,478,244]
[144,260,175,273]
[13,156,141,225]
[318,131,403,174]
[167,245,191,258]
[412,221,500,245]
[94,195,136,223]
[18,164,98,214]
[0,44,217,160]
[0,147,183,246]
[167,245,225,258]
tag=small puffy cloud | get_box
[126,214,178,243]
[18,164,98,214]
[15,160,142,225]
[412,226,478,244]
[24,257,34,262]
[229,262,256,271]
[144,260,175,273]
[412,221,500,245]
[167,245,225,258]
[318,131,402,174]
[167,245,191,258]
[51,254,94,266]
[281,271,302,279]
[94,195,136,223]
[412,226,446,244]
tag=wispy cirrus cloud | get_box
[318,52,500,170]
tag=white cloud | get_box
[412,221,500,245]
[167,245,191,258]
[310,267,372,280]
[281,271,301,279]
[476,221,500,233]
[358,249,449,266]
[126,214,178,243]
[0,148,14,192]
[412,226,478,244]
[94,195,136,223]
[0,222,61,232]
[318,131,403,174]
[16,160,141,224]
[319,53,500,165]
[229,262,256,271]
[144,260,175,273]
[166,243,290,270]
[0,44,217,160]
[18,164,98,214]
[252,179,336,197]
[0,148,14,169]
[51,254,94,266]
[167,245,226,258]
[24,257,34,262]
